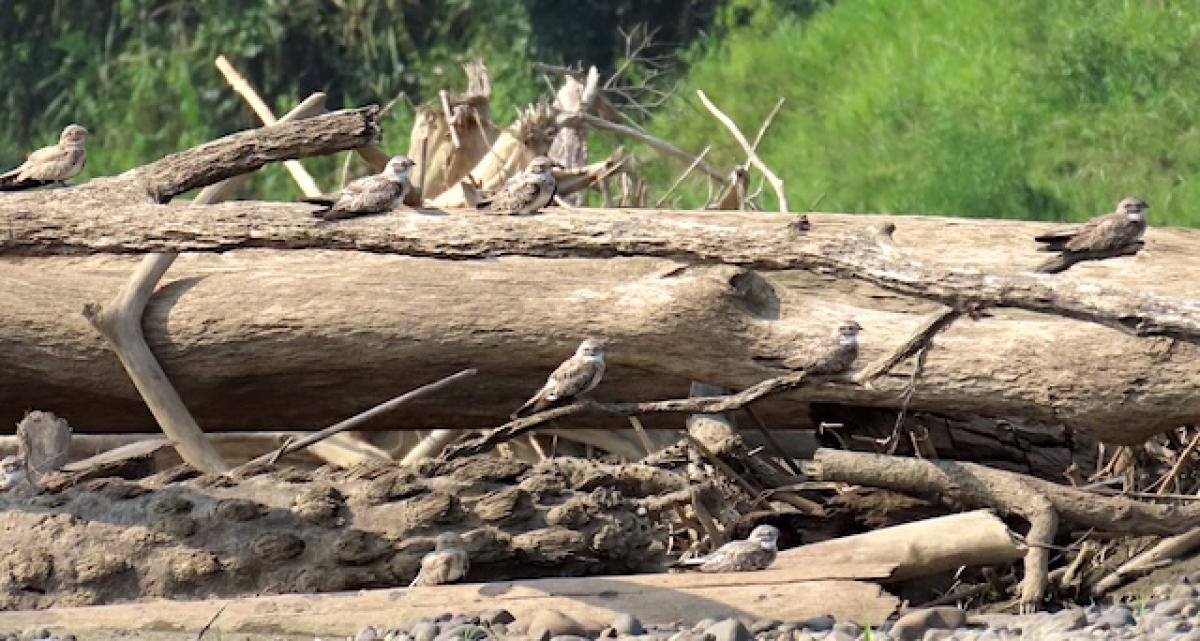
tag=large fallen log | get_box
[0,567,900,636]
[1,203,1198,443]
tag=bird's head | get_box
[61,124,88,146]
[1118,196,1149,223]
[836,319,863,345]
[576,337,607,359]
[527,156,561,176]
[434,531,463,551]
[748,524,780,549]
[385,155,416,182]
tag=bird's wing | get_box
[697,540,759,572]
[487,180,541,212]
[544,355,602,401]
[19,145,83,181]
[410,550,467,586]
[1064,213,1131,252]
[326,176,402,217]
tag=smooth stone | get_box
[548,637,592,641]
[891,608,968,641]
[435,614,455,623]
[481,610,516,625]
[1155,598,1190,616]
[823,631,855,641]
[751,620,780,634]
[920,631,955,641]
[1172,584,1198,599]
[614,613,646,636]
[358,626,381,641]
[831,622,859,638]
[705,619,754,641]
[1026,609,1088,635]
[1093,607,1135,629]
[491,625,509,637]
[694,620,718,633]
[799,616,836,633]
[412,621,441,641]
[1161,620,1193,634]
[529,610,590,641]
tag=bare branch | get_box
[697,90,789,212]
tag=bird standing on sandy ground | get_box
[0,124,88,191]
[410,532,470,587]
[512,338,607,419]
[304,155,415,221]
[1034,197,1149,273]
[671,524,780,572]
[757,320,862,375]
[477,156,561,215]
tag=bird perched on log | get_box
[304,155,415,221]
[758,320,862,374]
[477,155,561,215]
[671,524,780,572]
[512,338,606,418]
[410,532,469,587]
[1034,197,1149,274]
[0,124,88,191]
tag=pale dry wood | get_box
[1094,526,1200,594]
[194,92,331,202]
[696,90,788,212]
[400,429,466,465]
[82,253,229,473]
[808,448,1200,610]
[655,144,712,208]
[0,566,900,636]
[778,510,1025,582]
[214,54,323,197]
[15,410,71,481]
[3,208,1200,443]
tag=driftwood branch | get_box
[696,90,788,212]
[115,107,376,203]
[244,368,476,468]
[82,253,229,474]
[214,55,324,197]
[441,371,823,460]
[578,112,729,186]
[806,448,1200,610]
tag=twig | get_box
[440,371,838,460]
[681,431,761,500]
[1095,526,1200,593]
[750,98,786,154]
[654,145,712,208]
[742,404,803,476]
[855,307,963,384]
[246,369,476,467]
[1155,427,1200,495]
[439,90,462,149]
[214,55,323,198]
[628,416,656,456]
[696,90,789,212]
[195,600,230,640]
[578,112,729,186]
[400,429,466,465]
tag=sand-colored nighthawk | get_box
[477,156,560,215]
[1034,197,1149,273]
[672,524,780,572]
[766,319,862,374]
[512,338,606,418]
[410,531,469,587]
[0,124,88,191]
[304,155,415,221]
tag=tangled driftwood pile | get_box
[2,55,1200,634]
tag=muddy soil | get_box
[0,456,685,610]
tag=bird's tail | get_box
[0,172,49,192]
[1035,254,1074,274]
[510,395,543,420]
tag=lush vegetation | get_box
[649,0,1200,225]
[3,0,1200,226]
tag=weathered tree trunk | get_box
[1,197,1198,443]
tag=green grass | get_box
[644,0,1200,226]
